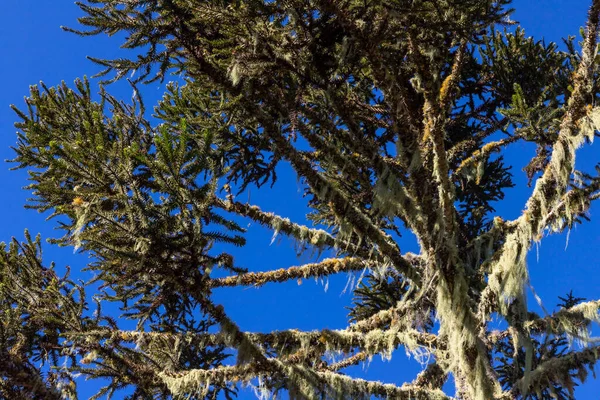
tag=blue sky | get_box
[1,1,599,398]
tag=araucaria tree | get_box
[5,0,600,399]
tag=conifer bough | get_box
[5,0,600,399]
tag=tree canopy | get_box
[4,0,600,399]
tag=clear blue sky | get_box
[1,1,599,398]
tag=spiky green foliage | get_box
[6,0,600,399]
[0,232,84,400]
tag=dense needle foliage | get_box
[4,0,600,399]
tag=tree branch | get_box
[481,0,600,321]
[72,326,439,361]
[159,360,455,400]
[512,346,600,397]
[208,257,372,288]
